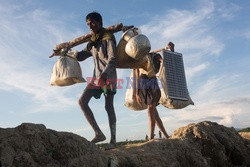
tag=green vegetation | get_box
[238,127,250,132]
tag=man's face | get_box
[86,19,102,34]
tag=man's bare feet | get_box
[91,133,106,143]
[105,143,116,150]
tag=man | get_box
[75,12,117,147]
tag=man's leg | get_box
[104,94,116,145]
[79,87,106,143]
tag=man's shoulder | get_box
[102,31,116,43]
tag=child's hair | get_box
[168,42,175,52]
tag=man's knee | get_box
[78,89,92,109]
[78,96,88,110]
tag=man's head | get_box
[86,12,103,34]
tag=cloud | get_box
[179,116,224,124]
[194,77,223,100]
[216,1,241,20]
[217,97,250,105]
[140,1,213,45]
[158,70,250,132]
[0,2,90,113]
[139,1,224,84]
[193,72,250,103]
[159,97,249,133]
[185,63,209,82]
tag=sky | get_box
[0,0,250,142]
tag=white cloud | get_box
[159,96,250,134]
[139,1,224,84]
[0,2,90,113]
[186,63,209,82]
[216,2,240,20]
[195,77,222,100]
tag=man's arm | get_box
[76,48,92,61]
[101,40,117,78]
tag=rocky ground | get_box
[0,121,250,167]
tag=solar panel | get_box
[162,50,189,101]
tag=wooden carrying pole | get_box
[50,23,133,58]
[150,48,165,54]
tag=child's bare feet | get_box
[164,134,169,139]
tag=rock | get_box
[106,139,209,167]
[105,121,250,167]
[171,121,250,166]
[1,121,250,167]
[0,123,108,167]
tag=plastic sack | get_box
[124,70,147,111]
[50,51,86,86]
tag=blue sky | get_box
[0,0,250,142]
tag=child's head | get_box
[168,42,175,52]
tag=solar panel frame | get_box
[162,50,189,101]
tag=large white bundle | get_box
[124,70,147,111]
[116,38,147,69]
[116,28,150,69]
[125,35,151,60]
[158,50,194,109]
[50,53,86,86]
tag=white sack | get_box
[124,70,147,111]
[50,53,86,86]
